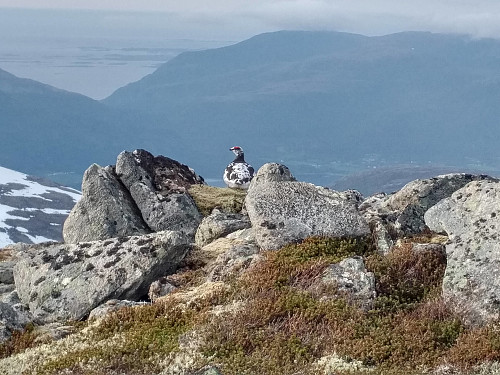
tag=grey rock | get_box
[207,242,260,282]
[425,179,500,325]
[88,299,147,320]
[320,257,376,310]
[116,150,203,237]
[245,165,370,250]
[63,164,150,243]
[225,227,255,242]
[0,284,15,296]
[32,322,75,343]
[360,174,492,254]
[0,301,32,343]
[13,230,191,323]
[340,189,365,208]
[190,366,222,375]
[148,277,177,302]
[195,209,251,247]
[0,261,16,284]
[249,162,295,186]
[1,290,21,306]
[411,242,446,257]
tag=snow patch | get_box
[0,166,82,247]
[0,166,81,202]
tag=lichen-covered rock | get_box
[63,164,150,243]
[14,231,191,323]
[320,256,376,310]
[190,366,223,375]
[88,299,147,320]
[195,209,251,247]
[249,162,295,186]
[31,322,75,343]
[207,241,260,282]
[149,277,177,302]
[425,179,500,325]
[116,150,203,237]
[0,261,15,285]
[246,165,370,250]
[360,174,492,253]
[0,301,32,343]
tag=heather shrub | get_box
[366,242,446,312]
[447,324,500,367]
[5,234,500,375]
[199,237,465,374]
[0,323,41,359]
[35,301,199,375]
[241,236,372,293]
[200,237,371,374]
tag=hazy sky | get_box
[2,0,500,98]
[2,0,500,40]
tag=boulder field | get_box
[1,150,500,374]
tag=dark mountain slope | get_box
[103,31,500,184]
[0,69,185,187]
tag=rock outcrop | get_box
[88,299,147,321]
[148,277,177,302]
[4,148,500,374]
[13,231,191,323]
[425,179,500,325]
[63,164,150,244]
[0,302,32,343]
[360,173,492,253]
[63,149,205,244]
[246,164,370,251]
[195,209,251,247]
[249,162,295,186]
[320,256,376,310]
[116,150,203,237]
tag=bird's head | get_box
[230,146,244,157]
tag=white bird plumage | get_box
[223,146,255,189]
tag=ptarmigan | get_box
[223,146,255,189]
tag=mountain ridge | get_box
[102,30,500,184]
[3,30,500,188]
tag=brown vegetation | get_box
[1,236,500,374]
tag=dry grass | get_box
[0,249,13,262]
[188,185,246,216]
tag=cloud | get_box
[2,0,500,39]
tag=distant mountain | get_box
[104,30,500,184]
[0,68,186,188]
[4,31,500,190]
[0,166,81,248]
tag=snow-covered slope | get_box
[0,166,81,248]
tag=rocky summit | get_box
[1,151,500,375]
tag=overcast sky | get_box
[2,0,500,40]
